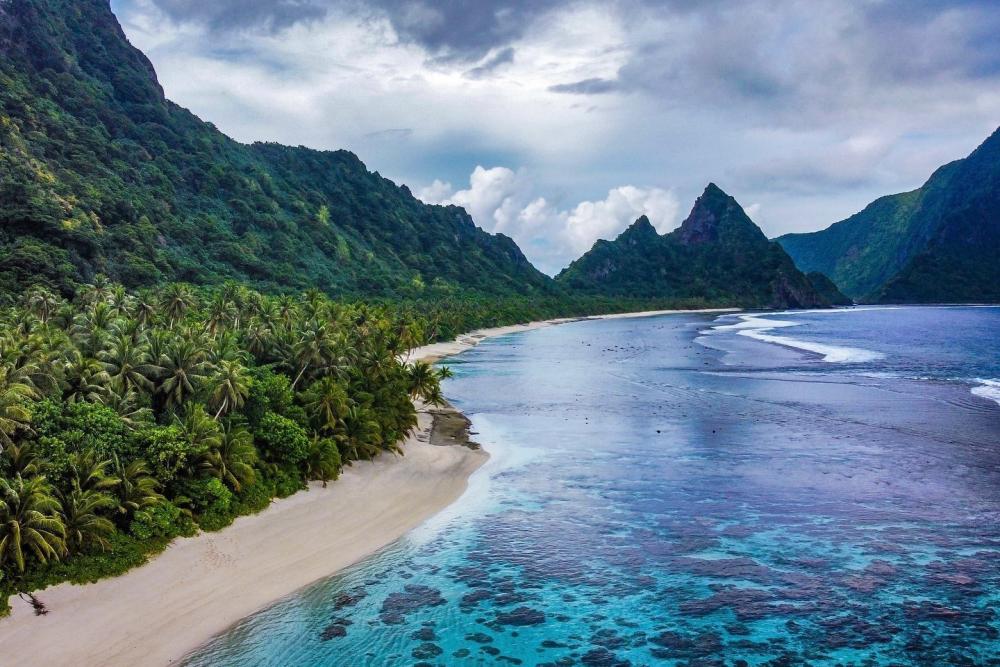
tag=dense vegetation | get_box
[0,279,459,612]
[0,0,553,298]
[777,128,1000,303]
[0,276,732,612]
[557,184,841,309]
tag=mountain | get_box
[0,0,554,297]
[776,128,1000,303]
[556,184,839,308]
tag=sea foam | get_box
[972,379,1000,407]
[711,313,884,364]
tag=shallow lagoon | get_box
[186,307,1000,665]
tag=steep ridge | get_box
[556,184,838,308]
[0,0,554,297]
[777,128,1000,302]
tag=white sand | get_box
[0,307,736,666]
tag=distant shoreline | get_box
[0,307,737,667]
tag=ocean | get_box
[185,306,1000,665]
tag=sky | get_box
[110,0,1000,275]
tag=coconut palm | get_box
[25,288,61,325]
[110,456,162,524]
[58,487,115,554]
[304,436,340,487]
[0,367,37,450]
[290,321,335,389]
[340,405,383,461]
[407,360,440,400]
[200,422,256,493]
[103,388,154,427]
[134,297,157,327]
[99,334,162,393]
[300,377,349,433]
[161,284,198,328]
[0,475,66,575]
[207,359,250,420]
[67,452,118,494]
[3,442,39,477]
[158,339,210,412]
[108,285,133,318]
[177,405,222,458]
[62,350,111,404]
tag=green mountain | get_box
[0,0,554,297]
[556,184,839,308]
[777,128,1000,303]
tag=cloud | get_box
[418,166,680,274]
[140,0,328,31]
[548,77,619,94]
[464,47,516,79]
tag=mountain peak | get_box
[617,215,659,245]
[676,183,765,246]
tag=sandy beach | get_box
[0,307,736,666]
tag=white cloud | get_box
[419,166,680,274]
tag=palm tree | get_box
[67,451,118,494]
[0,475,65,575]
[103,388,154,428]
[301,377,349,433]
[161,284,197,328]
[110,456,162,524]
[177,405,222,459]
[108,285,134,318]
[158,339,209,412]
[340,405,383,461]
[3,442,39,477]
[304,436,340,487]
[0,367,36,450]
[99,334,162,394]
[200,422,257,493]
[243,318,274,362]
[134,297,157,327]
[58,487,115,555]
[277,295,298,327]
[207,359,250,420]
[290,321,335,389]
[25,288,61,325]
[62,350,111,404]
[407,360,440,400]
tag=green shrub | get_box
[130,500,193,541]
[256,412,310,466]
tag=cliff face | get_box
[556,184,841,309]
[777,128,1000,303]
[0,0,555,298]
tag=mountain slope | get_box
[776,128,1000,302]
[0,0,554,297]
[556,184,838,308]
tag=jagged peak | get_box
[675,183,766,246]
[614,215,659,247]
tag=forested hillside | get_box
[0,0,553,298]
[777,128,1000,303]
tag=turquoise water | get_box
[186,307,1000,666]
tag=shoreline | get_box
[0,307,736,666]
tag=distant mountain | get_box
[556,184,839,308]
[777,128,1000,303]
[0,0,554,297]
